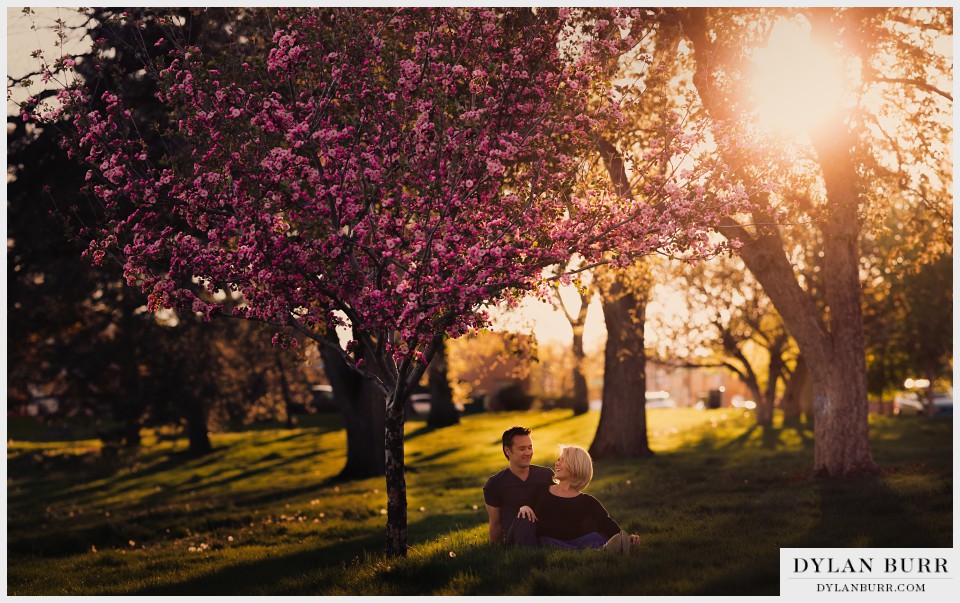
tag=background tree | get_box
[590,263,655,459]
[426,339,459,428]
[8,8,318,455]
[583,11,696,458]
[861,205,953,408]
[548,259,594,416]
[664,7,952,476]
[649,257,797,426]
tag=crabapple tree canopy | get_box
[46,8,747,385]
[34,7,751,555]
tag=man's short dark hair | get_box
[502,426,531,458]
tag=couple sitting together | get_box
[483,426,640,553]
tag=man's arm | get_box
[485,504,502,543]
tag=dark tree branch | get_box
[866,76,952,101]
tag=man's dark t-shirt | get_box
[482,465,554,528]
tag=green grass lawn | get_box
[5,409,953,595]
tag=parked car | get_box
[409,393,432,415]
[894,391,953,417]
[645,391,676,409]
[311,384,338,413]
[931,393,952,418]
[407,393,464,414]
[893,392,924,416]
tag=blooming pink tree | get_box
[38,7,749,555]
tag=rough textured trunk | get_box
[590,272,654,459]
[735,227,874,475]
[571,327,590,416]
[592,135,654,457]
[427,339,459,428]
[384,390,408,557]
[808,96,876,475]
[319,340,385,479]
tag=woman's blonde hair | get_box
[554,444,594,491]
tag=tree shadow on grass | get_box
[128,512,488,595]
[7,446,233,510]
[168,447,342,499]
[409,447,463,466]
[791,474,947,548]
[721,424,814,452]
[404,423,438,441]
[677,474,948,596]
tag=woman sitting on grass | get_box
[514,444,641,552]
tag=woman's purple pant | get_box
[511,517,607,550]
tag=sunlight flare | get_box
[748,16,846,136]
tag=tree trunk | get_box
[555,283,592,416]
[781,356,808,426]
[275,349,295,428]
[427,339,459,428]
[384,391,408,557]
[590,271,654,459]
[122,410,142,448]
[745,381,765,422]
[571,327,590,416]
[319,340,386,479]
[757,385,776,426]
[119,297,143,448]
[726,343,765,425]
[184,395,212,455]
[758,345,785,426]
[808,90,876,476]
[735,229,875,475]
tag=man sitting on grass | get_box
[482,426,554,544]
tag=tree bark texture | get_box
[735,225,875,474]
[808,119,876,476]
[590,272,654,459]
[427,339,460,428]
[384,392,408,557]
[319,341,386,479]
[592,136,654,458]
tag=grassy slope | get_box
[6,409,953,595]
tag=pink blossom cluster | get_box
[41,8,753,381]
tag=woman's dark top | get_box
[531,484,621,540]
